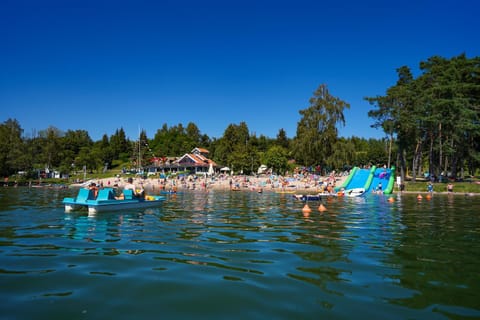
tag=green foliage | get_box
[366,53,480,181]
[0,117,413,180]
[292,84,350,167]
[367,139,389,165]
[275,128,290,149]
[110,128,130,159]
[214,122,247,169]
[62,129,94,170]
[328,138,355,169]
[0,119,25,176]
[150,122,209,157]
[263,145,289,175]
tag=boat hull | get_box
[86,198,165,214]
[63,197,165,214]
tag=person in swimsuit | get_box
[447,183,454,193]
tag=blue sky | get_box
[1,0,478,141]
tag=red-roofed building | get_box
[147,148,217,175]
[176,148,217,174]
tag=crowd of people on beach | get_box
[85,170,348,196]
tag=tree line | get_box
[1,53,478,181]
[366,53,480,181]
[0,116,388,179]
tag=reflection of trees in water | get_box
[386,196,480,315]
[288,195,409,299]
[288,200,349,293]
[0,186,69,210]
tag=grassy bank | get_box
[397,181,480,193]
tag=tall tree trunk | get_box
[450,139,457,179]
[443,136,449,180]
[398,146,407,182]
[450,139,458,179]
[429,133,434,180]
[438,122,443,170]
[387,133,393,168]
[412,140,422,181]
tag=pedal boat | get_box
[63,188,166,214]
[344,188,366,197]
[293,193,336,201]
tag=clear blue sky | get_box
[1,0,478,141]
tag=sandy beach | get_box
[73,174,480,197]
[80,173,350,194]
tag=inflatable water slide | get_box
[336,166,395,195]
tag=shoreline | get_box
[74,174,349,194]
[68,175,479,196]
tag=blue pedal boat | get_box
[63,188,166,214]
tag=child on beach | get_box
[427,182,433,193]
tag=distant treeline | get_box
[0,117,388,179]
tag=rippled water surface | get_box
[1,187,479,319]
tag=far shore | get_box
[67,174,479,196]
[71,173,348,194]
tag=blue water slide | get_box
[341,166,394,194]
[342,168,371,189]
[367,167,393,193]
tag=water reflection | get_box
[0,187,479,319]
[387,195,480,317]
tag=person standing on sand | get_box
[447,183,454,193]
[427,182,433,193]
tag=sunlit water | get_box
[1,187,479,319]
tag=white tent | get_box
[257,164,268,174]
[220,167,230,172]
[208,163,214,176]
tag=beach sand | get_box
[72,175,478,196]
[84,174,350,194]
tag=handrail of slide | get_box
[363,166,377,191]
[335,167,358,191]
[383,166,396,194]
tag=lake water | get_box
[1,187,479,319]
